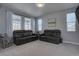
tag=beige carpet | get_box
[0,40,79,56]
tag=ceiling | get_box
[1,3,79,17]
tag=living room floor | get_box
[0,40,79,56]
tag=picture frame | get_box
[48,18,56,27]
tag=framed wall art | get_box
[48,18,56,28]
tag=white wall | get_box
[41,9,79,43]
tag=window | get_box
[38,19,42,31]
[67,12,76,31]
[12,14,21,31]
[24,17,31,30]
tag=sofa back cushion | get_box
[13,30,33,38]
[13,30,24,38]
[23,30,32,37]
[44,30,61,38]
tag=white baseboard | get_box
[63,41,79,45]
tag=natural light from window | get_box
[38,19,42,31]
[67,12,76,31]
[24,17,31,30]
[12,14,21,31]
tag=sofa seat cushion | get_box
[41,36,59,40]
[17,36,36,40]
